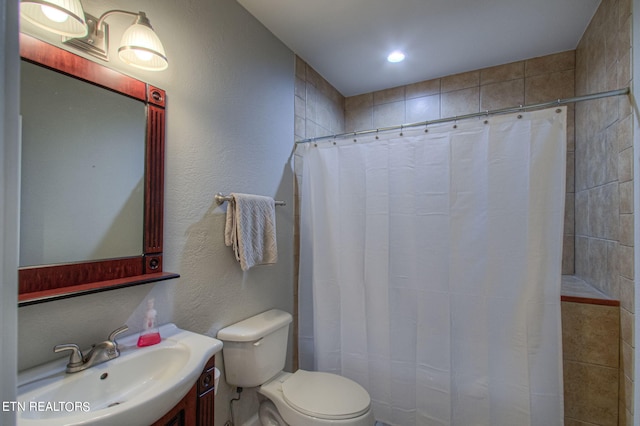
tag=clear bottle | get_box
[137,298,161,347]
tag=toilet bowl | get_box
[259,400,287,426]
[258,371,374,425]
[217,310,375,426]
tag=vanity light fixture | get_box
[116,12,168,71]
[20,0,88,37]
[20,1,168,71]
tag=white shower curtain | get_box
[296,107,566,426]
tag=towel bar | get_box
[215,192,286,206]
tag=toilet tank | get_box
[217,309,292,387]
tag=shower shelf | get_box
[560,275,619,306]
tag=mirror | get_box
[18,33,178,306]
[20,60,146,266]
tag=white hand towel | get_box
[224,193,278,271]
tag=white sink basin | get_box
[17,324,223,426]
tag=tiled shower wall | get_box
[342,52,577,274]
[574,0,635,423]
[293,56,346,368]
[293,1,634,419]
[562,294,620,425]
[294,52,577,277]
[294,56,345,142]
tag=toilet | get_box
[217,309,374,426]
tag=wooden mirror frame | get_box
[18,33,178,306]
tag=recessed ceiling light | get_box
[387,50,405,63]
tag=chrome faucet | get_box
[54,325,129,373]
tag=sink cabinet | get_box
[152,356,216,426]
[16,325,222,426]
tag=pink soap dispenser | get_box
[137,298,161,347]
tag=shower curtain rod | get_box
[295,87,630,144]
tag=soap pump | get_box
[137,298,161,347]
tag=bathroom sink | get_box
[17,324,223,426]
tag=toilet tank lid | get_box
[217,309,293,342]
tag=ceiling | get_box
[237,0,601,97]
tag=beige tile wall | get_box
[574,0,634,423]
[344,52,577,275]
[562,300,620,425]
[294,56,345,142]
[293,56,346,369]
[294,1,634,417]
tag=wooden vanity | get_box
[152,356,216,426]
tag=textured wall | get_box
[17,1,295,425]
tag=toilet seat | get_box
[281,370,371,420]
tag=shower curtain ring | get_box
[399,125,404,136]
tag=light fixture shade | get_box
[118,14,168,71]
[20,0,87,37]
